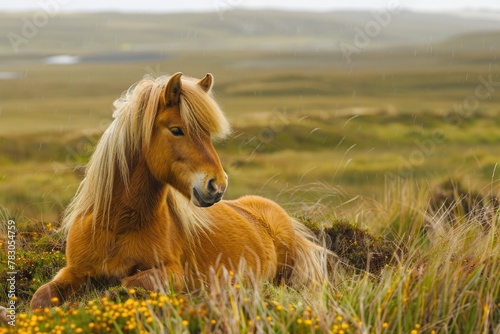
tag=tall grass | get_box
[1,180,500,333]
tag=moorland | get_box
[1,9,500,333]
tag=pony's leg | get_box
[121,265,184,292]
[30,266,86,309]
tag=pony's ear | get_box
[197,73,213,93]
[162,72,183,107]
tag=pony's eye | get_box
[170,127,184,137]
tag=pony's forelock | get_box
[179,78,231,142]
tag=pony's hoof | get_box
[30,282,60,309]
[0,306,9,325]
[122,274,159,291]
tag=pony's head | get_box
[143,72,230,206]
[63,73,230,233]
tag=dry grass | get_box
[1,180,500,333]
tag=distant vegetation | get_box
[0,9,500,333]
[1,10,499,54]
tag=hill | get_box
[1,10,500,56]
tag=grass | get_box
[1,180,500,333]
[5,103,500,220]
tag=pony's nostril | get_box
[207,179,217,194]
[207,178,226,197]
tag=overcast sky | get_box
[1,0,499,13]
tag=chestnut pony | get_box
[31,73,327,309]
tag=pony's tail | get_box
[290,219,330,287]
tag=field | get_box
[1,10,500,333]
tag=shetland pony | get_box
[31,73,328,309]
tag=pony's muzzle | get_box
[192,176,227,207]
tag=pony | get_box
[30,73,328,309]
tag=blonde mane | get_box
[62,74,231,235]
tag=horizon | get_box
[2,6,500,24]
[1,0,500,14]
[1,7,500,17]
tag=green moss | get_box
[0,250,66,306]
[319,220,397,274]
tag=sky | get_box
[1,0,499,13]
